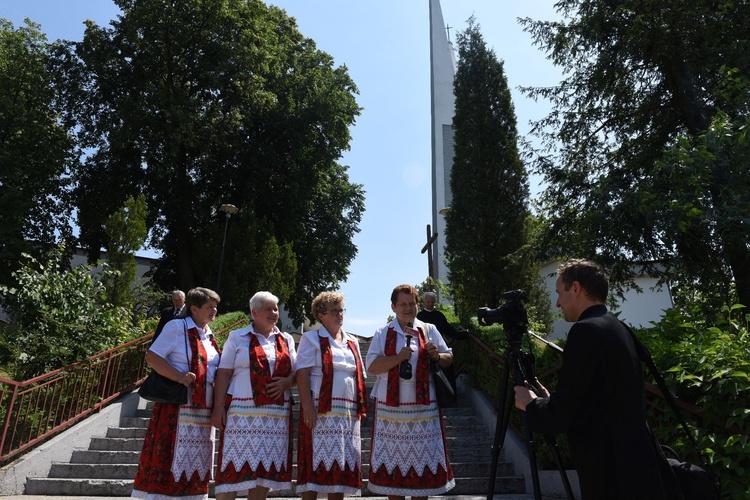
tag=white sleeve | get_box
[149,318,190,371]
[366,326,387,372]
[296,333,320,370]
[285,332,298,371]
[218,330,238,370]
[429,323,452,354]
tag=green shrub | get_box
[0,249,145,380]
[212,311,250,348]
[638,304,750,499]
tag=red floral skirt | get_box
[214,394,293,493]
[131,403,210,498]
[296,404,362,494]
[367,398,455,496]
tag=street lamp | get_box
[216,203,239,293]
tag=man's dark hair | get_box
[557,259,608,303]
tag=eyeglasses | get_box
[396,302,417,309]
[322,308,345,315]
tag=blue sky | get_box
[4,1,561,337]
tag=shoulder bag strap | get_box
[183,319,189,363]
[621,321,709,465]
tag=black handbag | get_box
[431,360,456,405]
[138,370,188,405]
[138,320,189,405]
[624,323,721,500]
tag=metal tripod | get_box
[486,336,575,500]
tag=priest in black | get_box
[416,292,469,341]
[152,290,186,344]
[417,292,468,403]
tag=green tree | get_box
[53,0,364,323]
[103,195,148,308]
[0,19,75,286]
[445,18,534,319]
[0,247,138,380]
[520,1,750,309]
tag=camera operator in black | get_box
[514,259,666,499]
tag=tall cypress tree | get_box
[445,18,532,317]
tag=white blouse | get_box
[219,324,298,398]
[149,316,220,383]
[296,326,360,376]
[365,318,451,402]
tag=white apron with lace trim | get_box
[171,404,215,483]
[368,380,455,496]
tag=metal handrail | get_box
[452,330,745,436]
[0,335,151,465]
[0,317,248,465]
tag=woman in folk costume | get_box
[211,291,297,500]
[132,287,222,500]
[366,284,455,499]
[296,291,368,499]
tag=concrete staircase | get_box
[24,343,529,497]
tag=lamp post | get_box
[216,203,238,293]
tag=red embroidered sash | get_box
[415,327,431,404]
[317,332,368,417]
[350,339,368,417]
[187,327,221,408]
[249,330,292,406]
[384,326,430,406]
[318,333,334,413]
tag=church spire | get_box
[429,0,456,296]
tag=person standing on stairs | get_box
[366,284,455,499]
[132,287,222,500]
[151,289,186,345]
[295,291,368,499]
[212,291,297,500]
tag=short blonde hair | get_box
[311,291,345,317]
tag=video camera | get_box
[477,289,529,342]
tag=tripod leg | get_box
[487,350,513,500]
[510,351,543,500]
[517,407,543,500]
[543,434,576,500]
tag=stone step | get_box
[86,432,493,453]
[25,478,134,497]
[24,373,529,498]
[47,460,515,481]
[49,462,139,479]
[98,420,487,442]
[70,449,140,464]
[67,442,496,466]
[26,475,525,497]
[120,406,480,429]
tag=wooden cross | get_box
[446,24,453,42]
[421,224,439,287]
